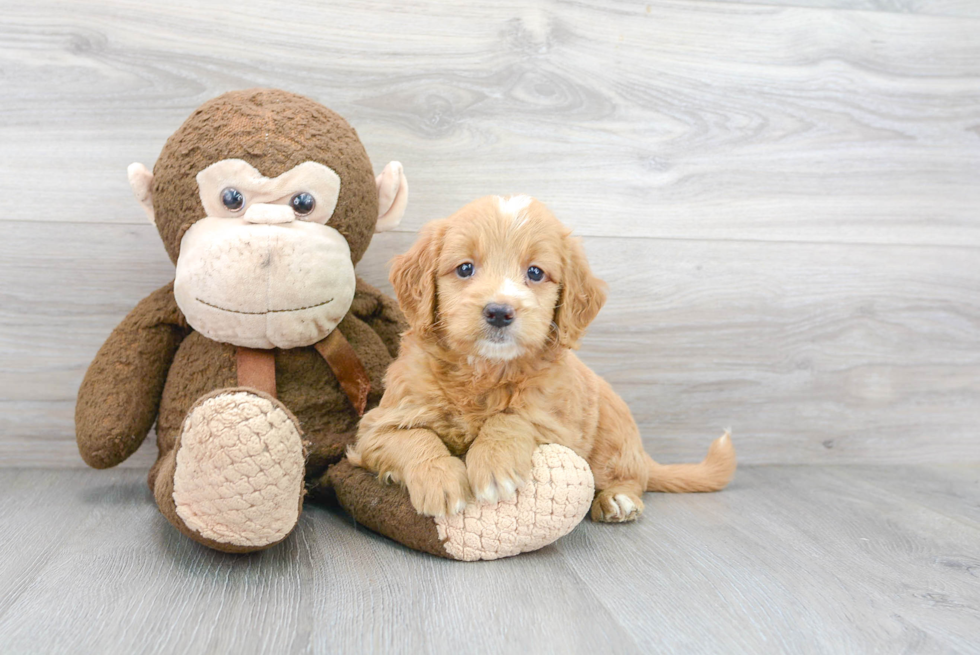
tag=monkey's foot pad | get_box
[436,444,595,561]
[172,391,305,549]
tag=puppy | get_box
[349,196,736,522]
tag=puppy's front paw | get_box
[405,456,472,517]
[591,489,644,523]
[465,440,534,504]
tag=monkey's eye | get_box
[527,266,545,282]
[221,188,245,212]
[290,192,316,216]
[456,263,474,278]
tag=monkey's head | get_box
[127,89,407,350]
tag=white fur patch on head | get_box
[497,278,533,305]
[496,195,533,226]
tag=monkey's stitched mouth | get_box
[195,297,333,315]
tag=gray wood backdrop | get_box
[1,0,977,468]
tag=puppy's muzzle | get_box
[483,303,515,328]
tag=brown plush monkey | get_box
[77,90,592,559]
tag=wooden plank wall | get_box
[1,0,977,467]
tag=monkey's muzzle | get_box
[173,216,356,349]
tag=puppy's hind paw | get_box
[591,489,644,523]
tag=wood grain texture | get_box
[557,464,980,653]
[702,0,980,18]
[3,222,977,466]
[0,0,977,466]
[1,0,979,245]
[0,465,978,654]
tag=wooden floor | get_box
[1,465,978,654]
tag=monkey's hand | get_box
[76,281,188,469]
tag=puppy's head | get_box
[390,195,606,362]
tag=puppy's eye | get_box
[456,263,474,278]
[221,188,245,212]
[527,266,545,282]
[290,192,316,216]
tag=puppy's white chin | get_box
[473,338,524,362]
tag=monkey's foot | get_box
[436,444,594,560]
[329,444,594,561]
[157,389,306,552]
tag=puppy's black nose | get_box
[483,303,515,328]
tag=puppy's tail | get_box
[646,430,736,493]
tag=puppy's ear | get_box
[554,236,607,349]
[390,221,443,336]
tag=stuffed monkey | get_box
[76,89,593,559]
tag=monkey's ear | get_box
[375,161,408,233]
[127,162,155,225]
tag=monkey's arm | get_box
[76,281,189,468]
[349,277,407,358]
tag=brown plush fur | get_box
[144,288,399,493]
[326,459,453,558]
[350,196,736,522]
[151,89,379,266]
[76,281,189,469]
[76,90,434,553]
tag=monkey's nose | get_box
[483,303,515,328]
[242,203,295,225]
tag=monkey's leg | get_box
[322,444,595,561]
[151,388,305,553]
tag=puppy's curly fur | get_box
[350,196,736,522]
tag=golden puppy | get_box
[349,196,736,522]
